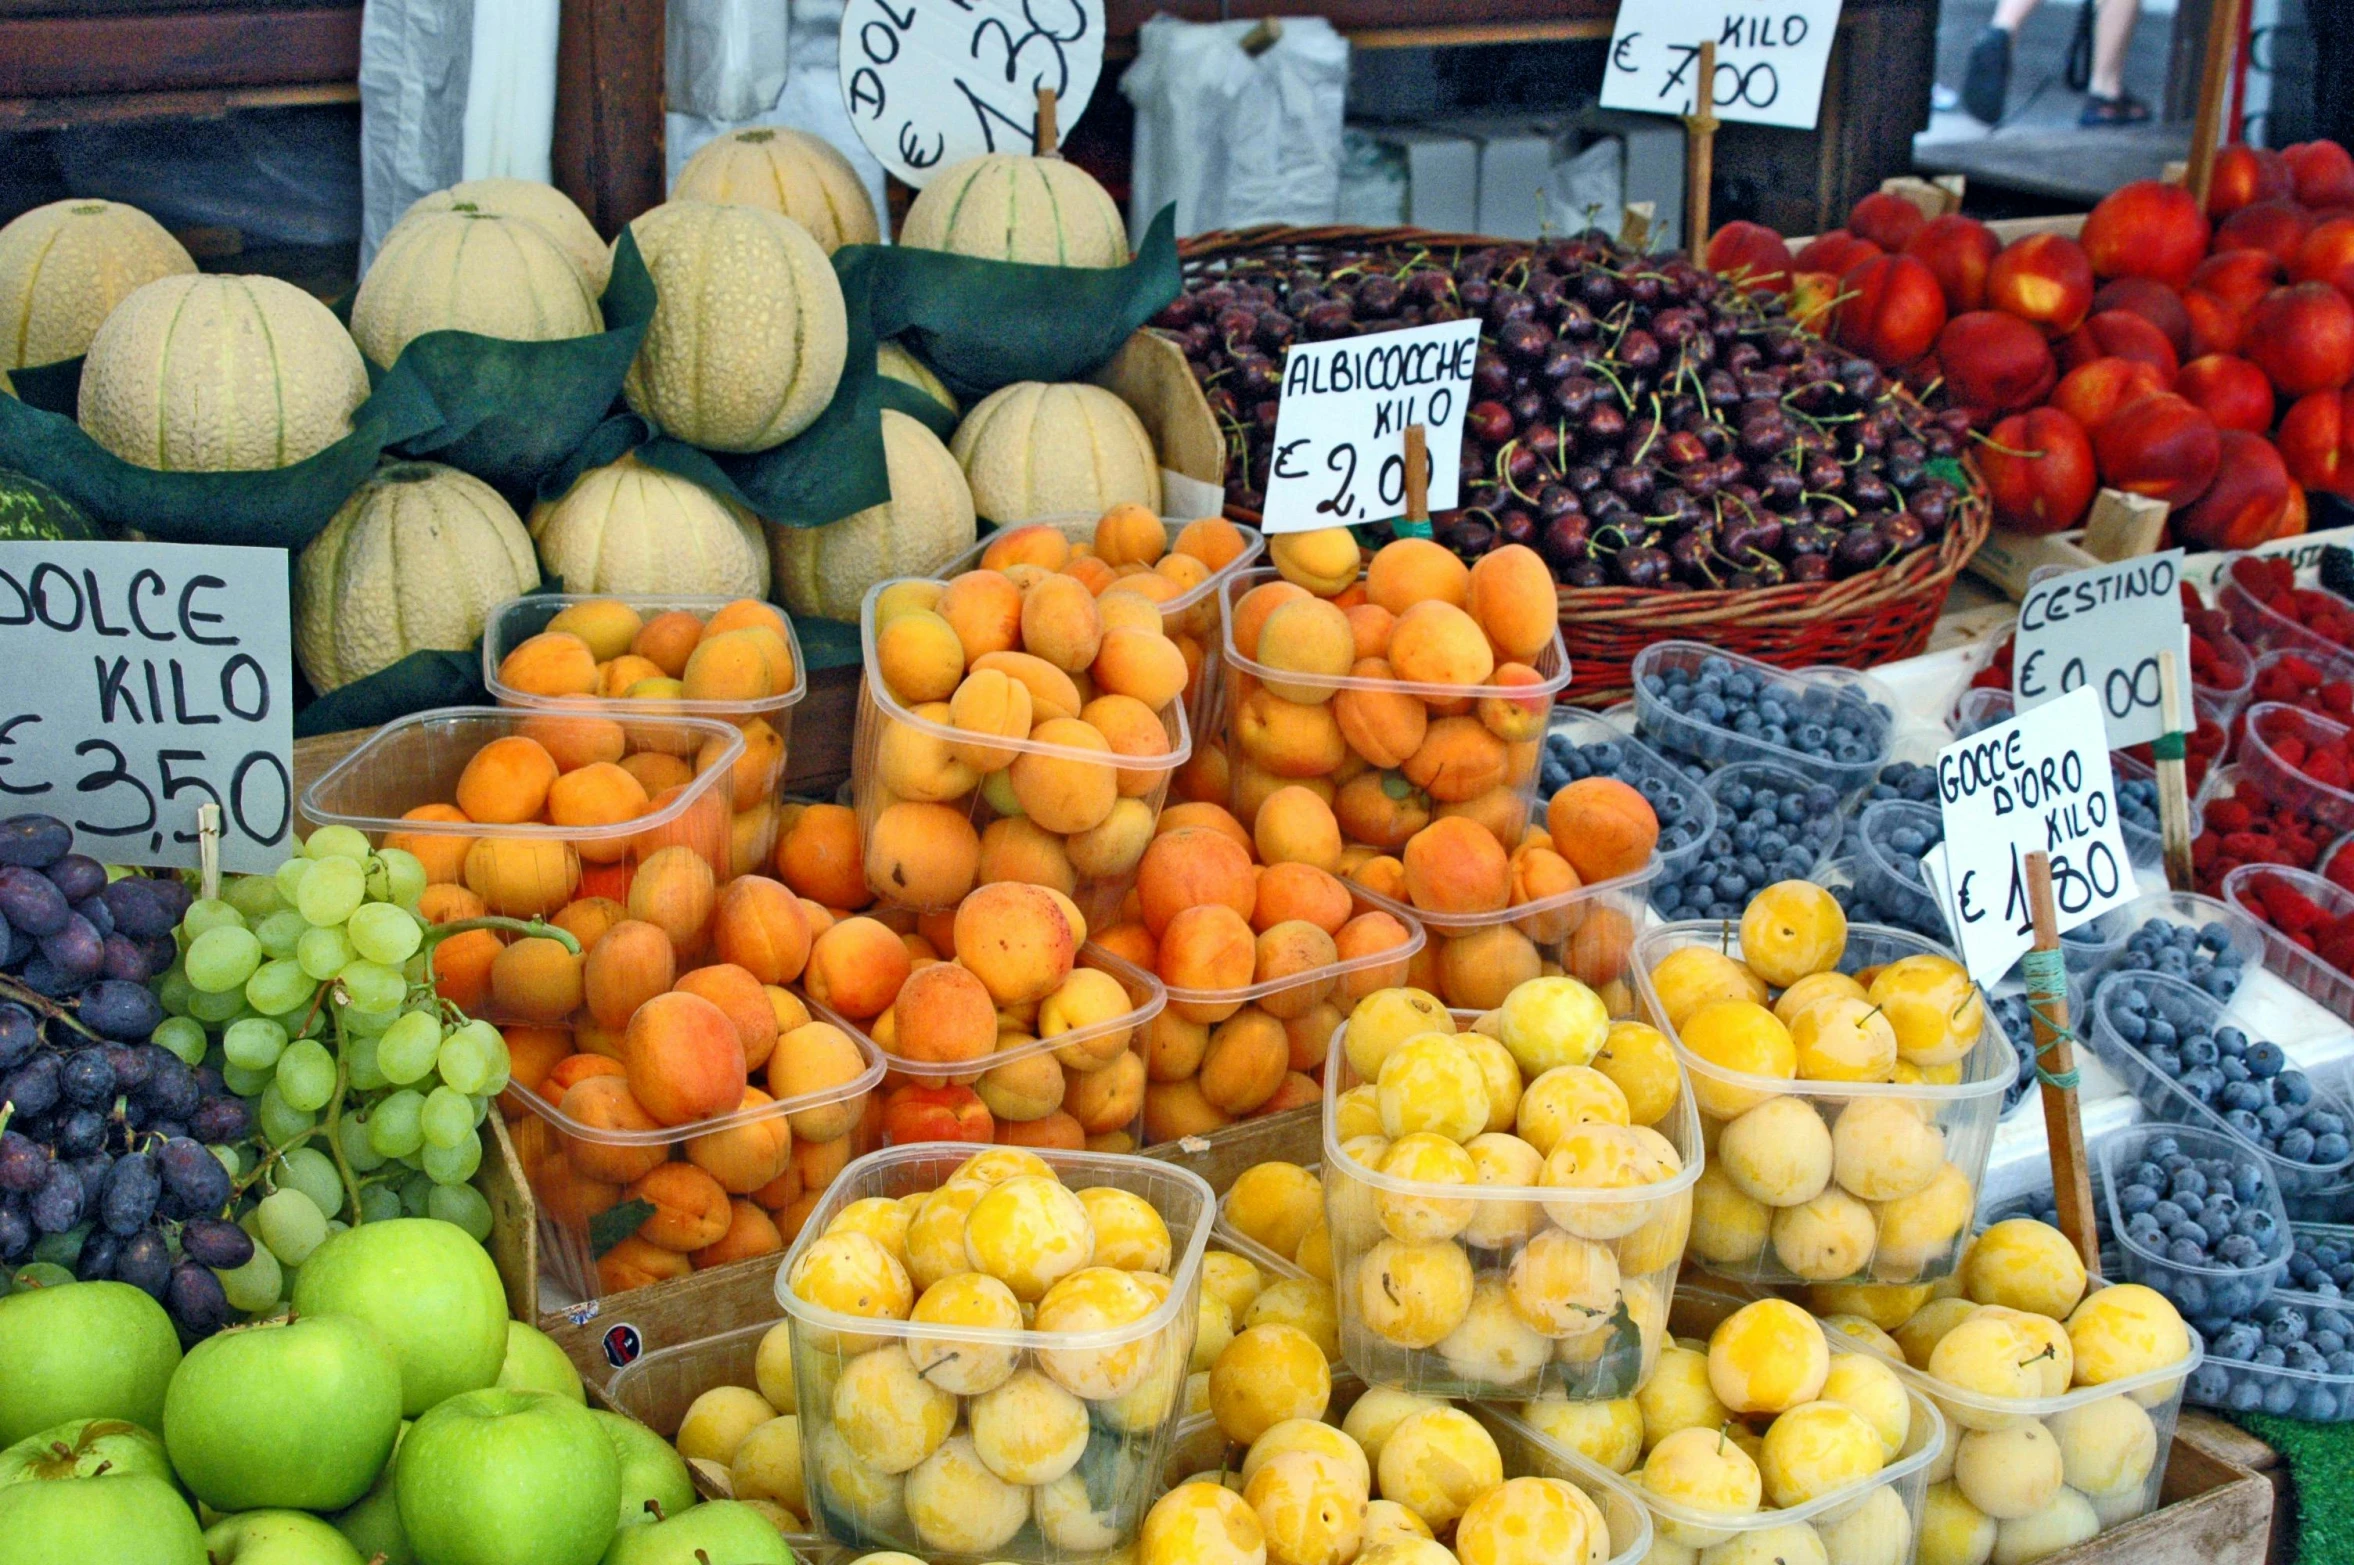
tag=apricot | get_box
[1065,1046,1146,1133]
[941,670,1031,773]
[1175,515,1250,571]
[978,816,1079,895]
[418,884,489,929]
[517,702,629,772]
[874,703,979,805]
[1037,965,1136,1070]
[1366,537,1471,615]
[1232,580,1314,660]
[1238,688,1351,779]
[1441,785,1533,858]
[1142,1076,1234,1142]
[1009,718,1119,833]
[673,963,780,1070]
[1255,785,1344,872]
[1547,777,1660,882]
[708,876,811,987]
[966,651,1081,725]
[1476,664,1552,745]
[619,750,694,798]
[1333,910,1415,1001]
[679,628,776,704]
[621,990,747,1126]
[1389,601,1495,687]
[599,1234,694,1292]
[683,1086,795,1194]
[1508,844,1584,935]
[1402,814,1513,913]
[628,844,718,948]
[1335,772,1431,851]
[389,804,475,885]
[876,610,966,704]
[590,655,659,700]
[557,1073,670,1184]
[1199,1008,1290,1113]
[500,631,600,697]
[775,803,867,908]
[791,1128,855,1189]
[539,764,649,863]
[766,1021,871,1141]
[1269,528,1359,596]
[1256,599,1357,704]
[1253,861,1352,935]
[572,918,670,1030]
[1252,921,1341,1015]
[1069,796,1155,879]
[891,961,999,1065]
[489,936,584,1023]
[805,916,914,1019]
[1402,716,1509,802]
[622,1160,732,1252]
[463,836,581,917]
[955,882,1079,1004]
[1160,904,1259,1020]
[619,609,697,676]
[453,736,559,826]
[1021,574,1105,673]
[1350,853,1410,902]
[1076,693,1172,796]
[1438,926,1543,1011]
[864,800,981,908]
[1332,659,1429,771]
[1094,626,1190,711]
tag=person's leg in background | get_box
[1962,0,2043,124]
[2080,0,2152,123]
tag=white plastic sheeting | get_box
[668,0,792,123]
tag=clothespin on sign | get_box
[1240,17,1283,56]
[2024,852,2100,1271]
[2155,649,2198,893]
[1684,40,1719,258]
[198,803,222,904]
[1396,425,1433,540]
[1618,202,1656,252]
[1035,89,1060,159]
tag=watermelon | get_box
[0,468,100,541]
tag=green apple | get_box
[597,1500,794,1565]
[0,1419,174,1489]
[330,1421,412,1565]
[291,1219,507,1416]
[201,1510,366,1565]
[497,1321,585,1403]
[0,1282,182,1445]
[588,1411,697,1531]
[0,1472,204,1565]
[163,1314,401,1513]
[395,1388,619,1565]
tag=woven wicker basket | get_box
[1176,224,1992,707]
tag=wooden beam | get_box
[0,7,360,98]
[0,81,356,133]
[552,0,666,240]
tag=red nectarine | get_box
[1706,221,1794,293]
[2092,393,2222,507]
[1905,214,2002,314]
[1848,191,1928,252]
[2245,282,2354,397]
[2081,180,2211,287]
[2174,355,2276,434]
[1937,310,2058,414]
[2278,389,2354,499]
[1834,254,1947,367]
[2285,141,2354,208]
[1987,233,2095,335]
[2059,310,2181,381]
[2174,430,2293,550]
[2208,144,2294,215]
[1980,407,2097,534]
[2051,356,2172,434]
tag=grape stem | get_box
[416,917,582,997]
[0,974,101,1043]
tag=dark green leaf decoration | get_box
[1927,456,1970,489]
[589,1199,658,1258]
[875,368,959,441]
[7,356,82,416]
[294,650,489,739]
[369,229,657,493]
[795,614,865,674]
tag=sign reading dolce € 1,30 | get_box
[1931,685,2139,984]
[2012,550,2192,751]
[0,540,294,874]
[1260,318,1482,535]
[838,0,1106,186]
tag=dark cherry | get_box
[1473,351,1513,400]
[1467,401,1516,446]
[1355,275,1403,318]
[1498,318,1553,366]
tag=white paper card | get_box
[0,541,294,873]
[1936,685,2141,985]
[1599,0,1846,132]
[2012,549,2193,750]
[838,0,1106,186]
[1260,318,1482,535]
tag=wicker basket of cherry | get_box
[1163,222,1989,705]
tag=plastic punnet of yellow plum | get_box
[1641,1425,1765,1546]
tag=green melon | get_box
[0,469,100,541]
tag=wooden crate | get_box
[2049,1423,2274,1565]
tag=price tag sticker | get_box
[1599,0,1846,131]
[1935,685,2141,985]
[0,541,293,873]
[2013,550,2192,750]
[1260,319,1481,535]
[838,0,1106,186]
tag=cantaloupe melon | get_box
[950,381,1161,522]
[900,154,1128,269]
[771,409,975,620]
[292,461,539,692]
[672,128,881,254]
[78,273,369,472]
[0,199,195,394]
[877,341,957,417]
[530,451,769,597]
[394,178,610,294]
[350,209,604,368]
[620,200,847,454]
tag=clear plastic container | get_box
[2099,1123,2290,1328]
[2185,1297,2354,1420]
[506,993,885,1301]
[1318,1014,1702,1400]
[1851,801,1946,939]
[854,579,1192,930]
[1630,919,2019,1287]
[1888,1282,2197,1546]
[2238,701,2354,836]
[1216,567,1572,852]
[776,1142,1214,1565]
[483,593,808,876]
[1952,683,2011,737]
[2221,863,2354,1023]
[2080,888,2267,999]
[2108,749,2202,877]
[1630,641,1894,793]
[1156,1372,1656,1565]
[2197,623,2259,720]
[1350,859,1656,1014]
[1635,1288,1948,1556]
[2085,968,2354,1200]
[1658,759,1847,923]
[301,707,744,939]
[1542,708,1720,895]
[930,514,1266,738]
[2218,550,2354,665]
[1158,886,1424,1040]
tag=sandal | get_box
[2080,92,2153,126]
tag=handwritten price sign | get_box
[838,0,1106,186]
[1259,319,1480,536]
[1599,0,1846,131]
[0,541,293,873]
[2013,550,2192,750]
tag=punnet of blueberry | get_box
[1639,650,1892,774]
[2108,1131,2289,1331]
[2191,1297,2354,1420]
[2108,915,2248,999]
[1654,763,1841,919]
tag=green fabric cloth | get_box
[2232,1411,2354,1565]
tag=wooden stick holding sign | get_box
[1035,88,1060,159]
[1399,424,1432,540]
[1683,39,1718,257]
[198,803,223,905]
[2186,0,2246,207]
[2155,650,2198,893]
[2026,850,2101,1272]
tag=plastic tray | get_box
[1318,1011,1702,1401]
[776,1142,1215,1565]
[301,706,744,930]
[1542,708,1719,895]
[1157,887,1425,1029]
[507,993,886,1301]
[2222,863,2354,1024]
[1630,640,1894,794]
[2085,968,2354,1199]
[2239,702,2354,836]
[2218,551,2354,666]
[854,578,1193,930]
[1637,1288,1948,1554]
[2098,1122,2290,1329]
[2196,623,2259,720]
[1629,919,2019,1287]
[1349,853,1656,1013]
[2186,1297,2354,1420]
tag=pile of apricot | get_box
[1823,1219,2195,1565]
[493,597,799,876]
[1204,530,1562,853]
[1654,881,1998,1287]
[1146,1377,1620,1565]
[1629,1296,1920,1565]
[860,518,1230,920]
[781,1147,1191,1559]
[1319,977,1693,1399]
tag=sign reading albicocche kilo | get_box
[1260,318,1480,535]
